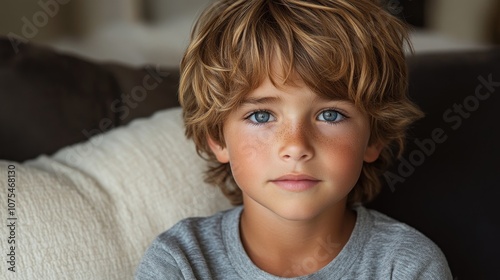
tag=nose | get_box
[278,124,314,162]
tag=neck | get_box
[239,200,356,277]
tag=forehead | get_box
[240,75,350,109]
[267,54,351,100]
[244,71,350,106]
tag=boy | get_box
[136,0,453,279]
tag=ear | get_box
[363,141,384,163]
[207,136,230,163]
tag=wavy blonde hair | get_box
[179,0,423,206]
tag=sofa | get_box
[0,37,499,279]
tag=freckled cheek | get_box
[319,133,367,183]
[225,127,275,181]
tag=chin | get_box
[264,195,346,222]
[268,201,337,222]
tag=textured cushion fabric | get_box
[0,107,231,280]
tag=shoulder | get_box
[135,207,241,279]
[153,206,239,253]
[357,207,453,279]
[163,206,240,243]
[361,207,432,246]
[362,208,443,256]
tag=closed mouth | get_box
[271,174,319,182]
[270,174,320,191]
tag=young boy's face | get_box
[208,75,382,221]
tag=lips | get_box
[270,174,320,192]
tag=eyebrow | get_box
[315,96,355,106]
[240,96,282,106]
[239,94,351,108]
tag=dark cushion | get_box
[101,63,180,125]
[0,38,121,161]
[368,48,500,280]
[0,37,180,161]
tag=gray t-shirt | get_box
[136,206,452,279]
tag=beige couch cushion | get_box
[0,107,231,280]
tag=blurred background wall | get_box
[0,0,498,66]
[427,0,499,44]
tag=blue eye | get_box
[247,111,275,124]
[317,110,345,123]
